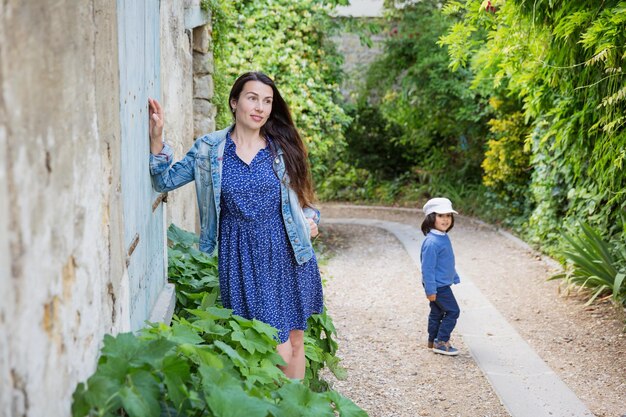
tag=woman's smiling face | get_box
[231,80,273,130]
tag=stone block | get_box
[194,113,215,137]
[194,74,214,99]
[193,51,214,75]
[194,99,217,137]
[193,98,214,117]
[193,25,210,54]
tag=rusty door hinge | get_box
[125,233,140,267]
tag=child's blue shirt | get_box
[420,230,460,296]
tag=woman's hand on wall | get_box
[148,98,164,154]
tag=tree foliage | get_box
[440,0,626,247]
[319,0,490,209]
[342,104,412,179]
[438,0,626,301]
[206,0,351,180]
[366,0,489,180]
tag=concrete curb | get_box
[325,218,594,417]
[148,282,176,325]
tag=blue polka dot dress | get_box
[218,133,324,343]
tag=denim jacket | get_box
[149,125,320,265]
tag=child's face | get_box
[434,213,453,232]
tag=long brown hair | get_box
[229,72,314,207]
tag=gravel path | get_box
[317,204,626,417]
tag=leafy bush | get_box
[342,104,413,179]
[316,161,377,202]
[551,222,626,306]
[481,110,530,197]
[167,225,348,390]
[71,225,364,416]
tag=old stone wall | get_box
[332,30,385,102]
[160,0,216,235]
[0,0,11,402]
[0,2,122,416]
[0,1,215,416]
[333,1,385,102]
[160,1,196,233]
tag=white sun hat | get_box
[423,197,458,216]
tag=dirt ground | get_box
[316,203,626,417]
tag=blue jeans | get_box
[428,285,460,343]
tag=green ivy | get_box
[205,0,352,181]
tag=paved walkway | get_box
[326,218,594,417]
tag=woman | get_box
[148,72,323,379]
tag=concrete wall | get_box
[335,0,384,17]
[333,31,385,102]
[0,1,215,416]
[0,0,12,404]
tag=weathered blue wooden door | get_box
[117,0,165,330]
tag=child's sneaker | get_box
[432,340,459,356]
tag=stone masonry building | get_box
[0,1,217,415]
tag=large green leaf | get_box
[138,339,177,367]
[199,364,272,417]
[101,333,142,362]
[189,307,233,321]
[274,383,335,417]
[168,223,199,248]
[170,322,205,345]
[178,344,224,369]
[118,370,161,417]
[193,319,231,338]
[161,354,191,409]
[81,374,122,413]
[325,390,368,417]
[231,328,274,355]
[206,387,272,417]
[213,340,248,368]
[71,383,90,417]
[241,358,287,386]
[97,357,131,382]
[323,353,347,380]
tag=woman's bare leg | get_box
[276,330,305,379]
[276,338,292,375]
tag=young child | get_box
[420,197,461,356]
